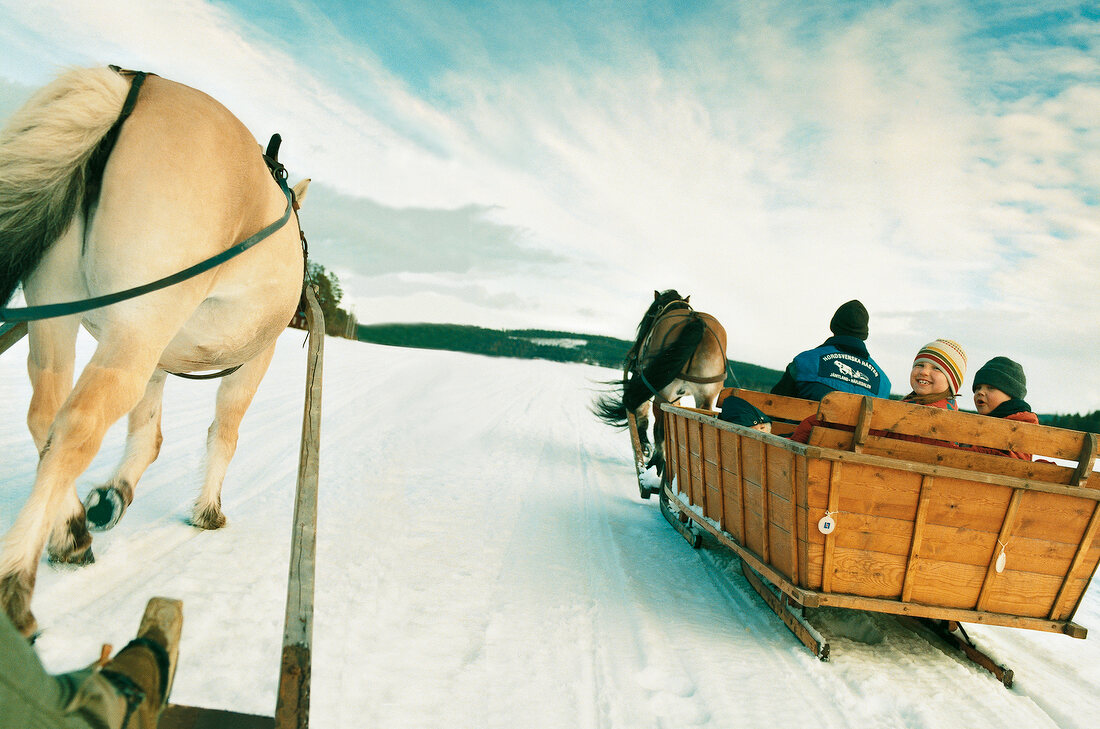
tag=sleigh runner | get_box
[637,388,1100,685]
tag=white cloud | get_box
[0,0,1097,412]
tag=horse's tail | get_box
[0,67,130,305]
[592,385,629,428]
[622,315,705,411]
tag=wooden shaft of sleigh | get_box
[275,285,325,729]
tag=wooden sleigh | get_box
[632,388,1100,687]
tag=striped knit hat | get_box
[914,339,968,395]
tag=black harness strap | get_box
[0,183,294,324]
[0,67,301,325]
[83,68,149,240]
[166,365,244,380]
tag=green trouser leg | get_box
[0,609,158,729]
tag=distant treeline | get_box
[354,322,1100,433]
[1038,412,1100,434]
[355,322,782,391]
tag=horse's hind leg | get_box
[0,346,160,636]
[26,317,79,453]
[24,317,98,567]
[192,341,278,530]
[79,370,168,535]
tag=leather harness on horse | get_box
[0,66,310,381]
[628,298,727,399]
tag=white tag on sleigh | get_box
[995,550,1006,573]
[818,514,836,535]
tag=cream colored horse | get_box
[0,67,308,636]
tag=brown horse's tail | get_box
[0,68,129,306]
[592,315,706,428]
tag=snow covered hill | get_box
[2,330,1100,728]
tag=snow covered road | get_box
[3,331,1100,728]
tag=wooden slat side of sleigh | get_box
[656,389,1100,686]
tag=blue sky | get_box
[0,0,1098,412]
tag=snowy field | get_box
[3,330,1100,728]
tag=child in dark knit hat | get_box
[717,396,773,433]
[968,356,1037,460]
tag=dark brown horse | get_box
[594,290,728,478]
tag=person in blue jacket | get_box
[770,300,891,401]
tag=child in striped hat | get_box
[904,338,968,410]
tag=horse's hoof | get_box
[0,572,38,639]
[190,505,226,530]
[84,486,126,531]
[47,546,95,568]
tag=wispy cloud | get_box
[0,0,1096,411]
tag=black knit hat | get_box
[829,300,869,340]
[719,397,772,428]
[972,356,1027,400]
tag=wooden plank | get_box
[735,431,747,545]
[760,438,771,565]
[980,569,1069,618]
[675,415,689,497]
[976,489,1023,611]
[719,433,744,542]
[821,461,841,593]
[917,524,1075,576]
[795,454,810,590]
[828,547,910,599]
[916,620,1014,688]
[1049,502,1100,620]
[741,561,828,659]
[851,395,874,453]
[902,476,934,602]
[713,430,727,530]
[1070,535,1100,619]
[692,418,707,513]
[818,390,1091,462]
[1072,432,1098,488]
[720,387,819,424]
[772,446,800,586]
[815,590,1086,636]
[820,436,1100,502]
[0,321,28,357]
[275,285,324,729]
[660,488,702,549]
[810,428,1096,489]
[160,705,275,729]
